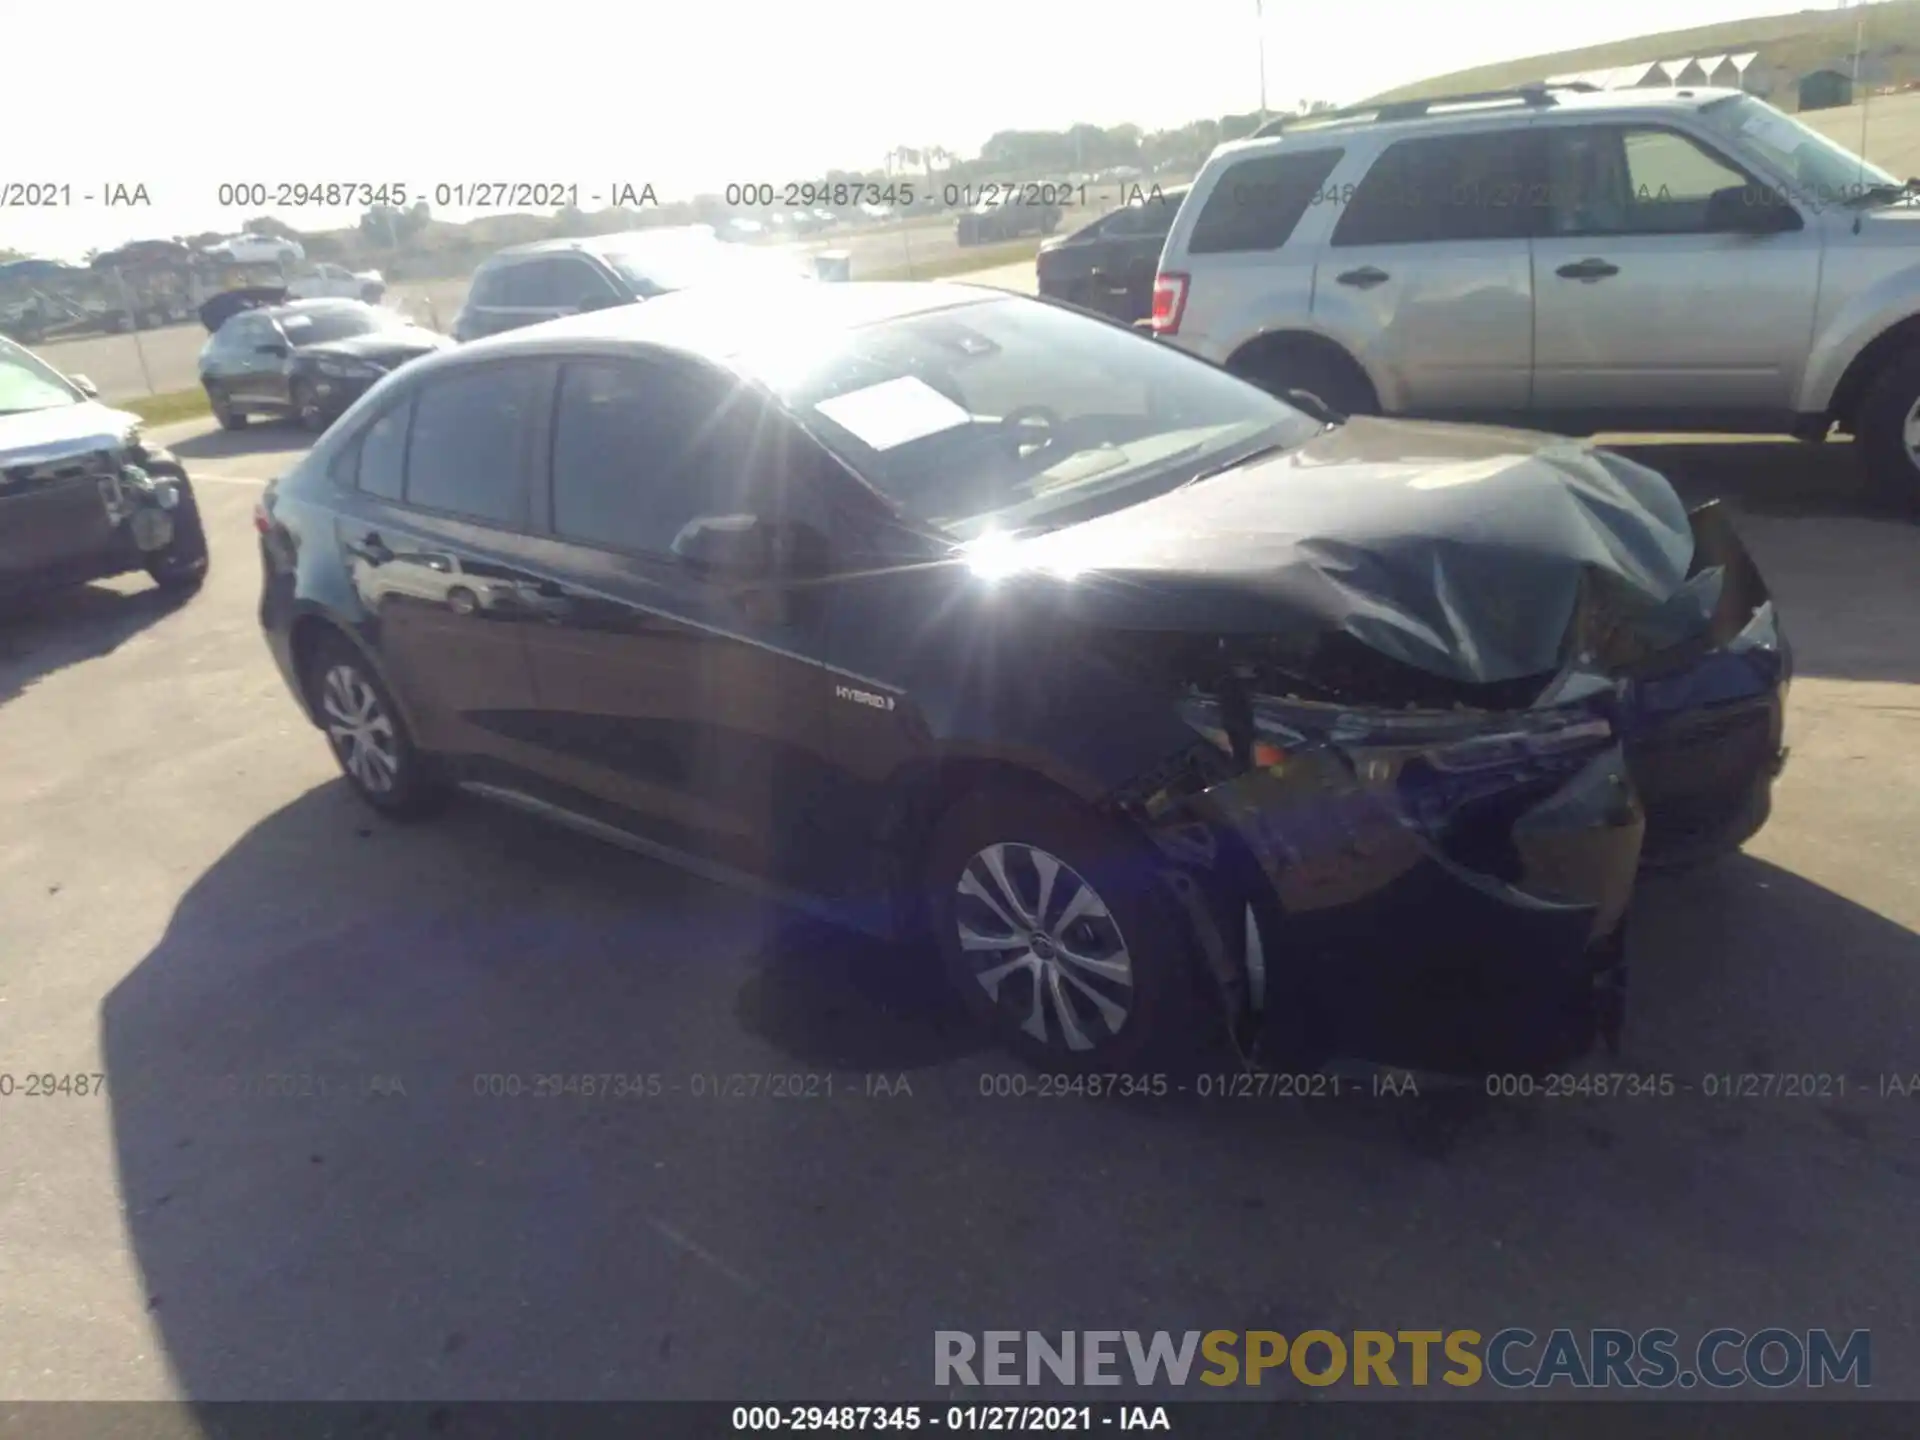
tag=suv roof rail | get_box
[1250,81,1599,139]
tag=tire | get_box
[1236,347,1377,419]
[146,481,210,595]
[207,383,248,430]
[923,785,1203,1070]
[302,633,448,820]
[292,378,328,433]
[1853,345,1920,514]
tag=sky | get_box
[3,0,1846,259]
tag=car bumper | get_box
[1621,502,1790,869]
[302,372,383,422]
[1143,735,1641,1077]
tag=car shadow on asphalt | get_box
[0,577,192,709]
[166,423,315,463]
[99,773,1920,1397]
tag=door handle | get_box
[1335,266,1390,288]
[351,530,393,565]
[1555,258,1620,281]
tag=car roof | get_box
[479,227,720,265]
[445,280,1010,366]
[263,298,372,320]
[1211,85,1745,160]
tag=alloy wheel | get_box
[953,842,1135,1052]
[1901,397,1920,469]
[320,663,400,794]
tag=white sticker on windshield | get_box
[281,314,312,330]
[814,375,971,451]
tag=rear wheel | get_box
[924,786,1202,1070]
[302,634,448,820]
[1235,346,1377,419]
[1854,346,1920,514]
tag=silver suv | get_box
[1152,83,1920,505]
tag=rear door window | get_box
[1332,130,1547,245]
[402,364,539,526]
[355,398,412,501]
[1188,150,1343,253]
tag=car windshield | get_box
[0,337,84,414]
[274,306,401,346]
[743,296,1318,539]
[1696,94,1899,203]
[600,239,808,293]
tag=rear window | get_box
[1187,150,1343,254]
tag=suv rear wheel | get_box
[1855,346,1920,513]
[924,786,1201,1070]
[1234,346,1376,419]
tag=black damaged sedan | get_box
[200,298,450,434]
[254,283,1788,1076]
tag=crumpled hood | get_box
[0,399,139,467]
[1003,417,1697,686]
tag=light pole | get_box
[1256,0,1269,122]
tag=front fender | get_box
[1798,261,1920,413]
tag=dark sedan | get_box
[1037,188,1186,323]
[200,299,451,433]
[0,337,208,601]
[253,283,1787,1079]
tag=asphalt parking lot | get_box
[1,410,1917,1402]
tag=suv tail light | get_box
[1150,272,1189,335]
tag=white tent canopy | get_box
[1730,51,1759,74]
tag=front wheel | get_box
[303,634,448,820]
[1854,346,1920,514]
[206,382,248,430]
[292,378,328,433]
[924,787,1201,1070]
[145,481,210,595]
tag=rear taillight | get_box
[253,496,272,534]
[1150,271,1189,335]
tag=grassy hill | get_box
[1367,0,1920,103]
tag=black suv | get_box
[256,283,1787,1077]
[451,229,820,343]
[1036,188,1186,323]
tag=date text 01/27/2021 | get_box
[729,1405,1169,1432]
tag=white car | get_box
[204,233,305,266]
[285,263,385,302]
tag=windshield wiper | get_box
[1181,431,1324,489]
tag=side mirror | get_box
[572,292,622,314]
[671,513,774,577]
[69,373,98,397]
[1706,183,1801,235]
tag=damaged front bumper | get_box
[1112,500,1787,1078]
[1132,705,1642,1078]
